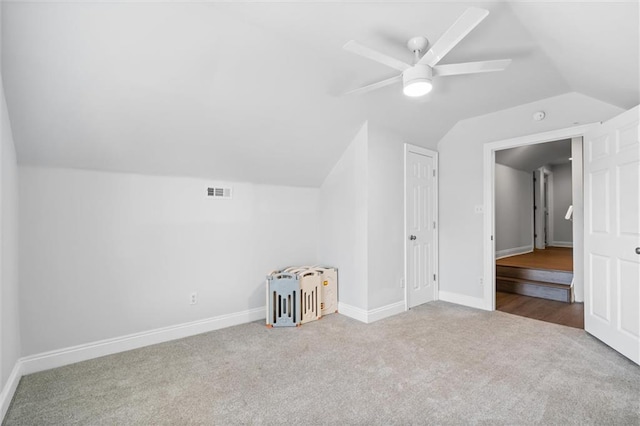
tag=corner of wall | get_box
[1,70,23,423]
[319,122,407,315]
[366,129,405,311]
[318,121,369,311]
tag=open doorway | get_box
[482,110,639,364]
[491,138,583,328]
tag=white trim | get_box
[367,301,406,323]
[404,143,439,310]
[403,144,408,312]
[483,146,496,310]
[496,245,533,259]
[483,124,596,152]
[546,170,555,248]
[550,241,573,248]
[433,151,439,308]
[20,307,265,375]
[0,361,22,421]
[338,301,405,323]
[337,302,368,323]
[438,291,487,310]
[570,136,585,302]
[483,123,597,312]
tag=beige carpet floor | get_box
[4,301,640,425]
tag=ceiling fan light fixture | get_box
[402,65,433,97]
[342,8,511,98]
[403,80,433,97]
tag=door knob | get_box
[409,235,417,240]
[636,247,640,255]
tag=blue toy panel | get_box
[268,274,301,327]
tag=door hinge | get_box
[491,235,493,241]
[433,169,436,177]
[433,221,436,229]
[433,274,436,281]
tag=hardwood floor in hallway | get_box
[496,291,584,329]
[496,246,572,271]
[496,247,579,328]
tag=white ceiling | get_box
[495,138,572,172]
[2,1,638,187]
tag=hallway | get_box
[496,247,582,328]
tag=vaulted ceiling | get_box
[2,1,638,187]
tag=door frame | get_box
[534,167,554,249]
[404,143,439,311]
[482,124,595,310]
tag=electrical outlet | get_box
[400,278,405,288]
[190,292,197,305]
[474,205,484,214]
[479,277,483,287]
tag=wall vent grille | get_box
[207,187,232,199]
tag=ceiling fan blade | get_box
[418,7,489,67]
[343,75,402,96]
[343,40,411,72]
[433,59,511,77]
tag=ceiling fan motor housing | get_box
[407,36,429,54]
[403,64,433,96]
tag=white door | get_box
[543,176,549,246]
[405,145,438,308]
[584,106,639,365]
[534,169,546,249]
[534,168,552,249]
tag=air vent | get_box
[206,187,232,199]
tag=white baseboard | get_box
[338,301,405,324]
[550,241,573,248]
[367,301,406,323]
[3,300,407,422]
[2,300,407,423]
[0,361,22,421]
[496,245,533,259]
[438,291,487,310]
[20,307,265,376]
[337,302,368,323]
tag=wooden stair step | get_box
[496,265,573,285]
[496,276,572,303]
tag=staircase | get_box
[496,265,573,303]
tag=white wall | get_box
[571,137,584,301]
[319,123,405,314]
[0,49,22,397]
[19,167,319,355]
[494,163,533,257]
[438,92,623,300]
[367,129,404,310]
[551,162,573,246]
[319,123,368,310]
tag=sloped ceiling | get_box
[496,139,572,172]
[2,1,638,187]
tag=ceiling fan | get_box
[343,7,511,97]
